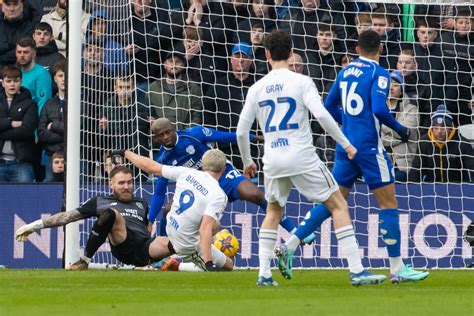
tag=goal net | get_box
[71,0,474,269]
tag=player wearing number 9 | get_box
[121,148,234,271]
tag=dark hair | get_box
[17,37,36,50]
[455,9,472,19]
[264,29,292,61]
[34,22,53,34]
[372,7,394,25]
[357,30,380,55]
[416,18,439,29]
[317,23,333,33]
[52,151,64,159]
[52,58,66,76]
[4,0,23,4]
[400,49,415,57]
[1,64,22,80]
[109,166,133,179]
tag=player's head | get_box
[201,149,226,176]
[152,118,177,148]
[264,29,292,62]
[109,166,134,203]
[356,30,381,58]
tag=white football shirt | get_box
[162,166,227,254]
[238,68,351,178]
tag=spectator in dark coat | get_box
[439,9,474,126]
[0,0,40,68]
[371,9,401,70]
[38,59,66,181]
[32,22,65,77]
[0,65,38,182]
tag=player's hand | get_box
[204,261,219,272]
[15,223,38,242]
[253,134,264,143]
[345,145,357,160]
[111,149,126,164]
[398,126,411,143]
[243,162,257,179]
[146,222,153,235]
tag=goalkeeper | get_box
[15,166,172,269]
[149,118,297,236]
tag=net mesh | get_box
[75,0,474,268]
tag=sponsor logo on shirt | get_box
[202,127,213,137]
[136,202,144,209]
[271,138,289,148]
[110,202,118,206]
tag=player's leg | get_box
[69,208,124,270]
[363,152,429,284]
[236,178,296,233]
[291,156,359,244]
[372,183,429,283]
[256,176,290,286]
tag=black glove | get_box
[398,126,411,143]
[205,261,219,272]
[111,149,126,164]
[464,222,474,247]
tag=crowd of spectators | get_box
[0,0,473,183]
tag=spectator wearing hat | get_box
[381,70,419,182]
[149,51,202,131]
[203,42,257,170]
[408,104,474,182]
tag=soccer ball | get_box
[213,229,239,257]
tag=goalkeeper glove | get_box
[205,261,220,272]
[398,126,411,143]
[111,149,126,164]
[15,219,44,242]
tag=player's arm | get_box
[236,97,257,177]
[324,76,343,124]
[371,73,410,142]
[193,126,259,144]
[116,150,164,177]
[16,210,85,242]
[303,79,356,158]
[199,215,216,265]
[148,177,169,223]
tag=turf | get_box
[0,270,472,316]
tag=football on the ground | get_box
[214,229,239,257]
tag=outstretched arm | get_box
[16,210,84,242]
[123,150,164,176]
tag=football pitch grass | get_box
[0,269,472,315]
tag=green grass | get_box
[0,270,472,316]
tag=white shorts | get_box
[167,228,227,269]
[264,164,339,207]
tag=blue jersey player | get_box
[149,118,296,235]
[285,31,429,284]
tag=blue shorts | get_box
[218,163,246,202]
[332,151,395,190]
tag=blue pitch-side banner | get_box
[0,184,472,269]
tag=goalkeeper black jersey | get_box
[77,195,150,239]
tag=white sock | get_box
[259,229,278,278]
[286,235,300,253]
[178,262,202,272]
[335,225,364,274]
[389,257,404,274]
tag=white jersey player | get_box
[122,148,233,271]
[236,29,387,286]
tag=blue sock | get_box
[260,199,296,233]
[295,204,332,240]
[159,217,168,236]
[379,208,401,257]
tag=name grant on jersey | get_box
[266,84,284,93]
[343,67,363,78]
[185,175,209,195]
